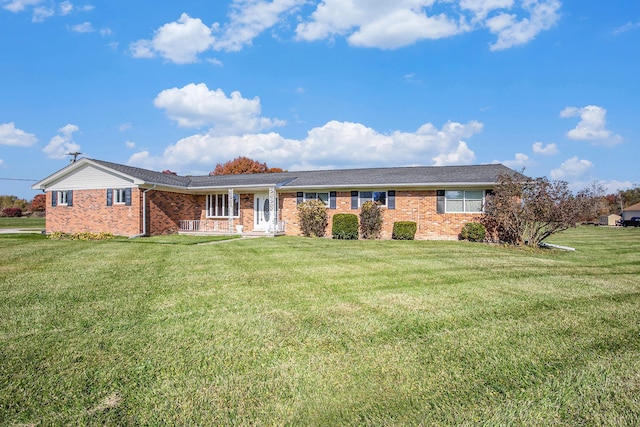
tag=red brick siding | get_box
[280,190,482,240]
[147,191,200,235]
[46,189,142,236]
[46,189,482,239]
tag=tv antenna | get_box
[66,152,82,163]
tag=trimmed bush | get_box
[359,201,383,239]
[332,214,359,240]
[459,222,486,242]
[1,207,22,217]
[392,221,417,240]
[297,200,328,237]
[48,232,115,241]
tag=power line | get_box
[0,177,39,182]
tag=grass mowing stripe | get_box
[0,227,639,425]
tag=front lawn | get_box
[0,216,45,229]
[1,227,639,425]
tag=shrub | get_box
[1,207,22,217]
[460,222,486,242]
[297,200,328,237]
[359,201,383,239]
[332,214,359,240]
[392,221,417,240]
[48,232,115,241]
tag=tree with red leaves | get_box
[31,194,46,212]
[209,157,285,176]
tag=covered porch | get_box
[177,186,286,236]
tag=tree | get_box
[31,194,46,212]
[209,157,285,176]
[162,170,177,175]
[0,195,29,212]
[482,174,590,246]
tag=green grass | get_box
[0,216,45,229]
[1,226,639,425]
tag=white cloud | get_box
[118,122,132,131]
[153,83,285,134]
[213,0,303,52]
[0,122,37,147]
[125,140,136,149]
[550,156,593,180]
[460,0,515,22]
[296,0,560,50]
[130,13,215,64]
[0,158,4,167]
[560,105,622,146]
[613,21,640,36]
[532,141,558,155]
[485,0,561,50]
[43,124,81,159]
[70,21,94,33]
[3,0,93,22]
[128,119,482,172]
[32,5,53,22]
[499,152,531,169]
[1,0,42,13]
[59,1,72,15]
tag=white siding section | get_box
[49,164,135,190]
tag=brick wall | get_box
[147,191,201,235]
[280,190,482,240]
[46,188,482,239]
[46,189,142,236]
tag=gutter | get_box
[129,185,156,239]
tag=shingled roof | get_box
[95,159,523,189]
[34,157,525,191]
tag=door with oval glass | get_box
[254,192,275,231]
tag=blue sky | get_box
[1,0,638,200]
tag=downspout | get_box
[129,185,156,238]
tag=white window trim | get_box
[359,190,387,207]
[114,189,126,204]
[57,191,68,206]
[445,190,485,213]
[304,192,330,206]
[206,193,240,218]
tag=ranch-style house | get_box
[32,158,524,239]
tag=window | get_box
[58,191,68,205]
[52,190,73,207]
[114,189,126,204]
[444,190,484,213]
[107,188,131,206]
[304,192,329,206]
[359,191,387,207]
[206,194,239,218]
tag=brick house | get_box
[32,158,525,239]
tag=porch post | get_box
[228,188,234,233]
[268,186,276,234]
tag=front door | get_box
[254,193,273,231]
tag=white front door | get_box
[254,193,273,231]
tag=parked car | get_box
[621,217,640,227]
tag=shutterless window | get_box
[359,191,386,207]
[304,192,329,206]
[206,194,239,218]
[445,190,484,213]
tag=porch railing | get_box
[178,219,286,234]
[178,219,231,233]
